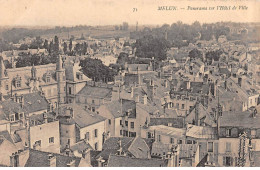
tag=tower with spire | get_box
[56,55,66,107]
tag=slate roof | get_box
[107,155,167,167]
[101,99,136,118]
[186,124,218,139]
[59,104,106,128]
[77,86,112,98]
[220,110,260,128]
[97,137,151,160]
[70,140,93,153]
[25,149,81,167]
[0,92,48,117]
[147,125,186,138]
[149,117,184,128]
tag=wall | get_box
[79,121,105,151]
[29,121,60,153]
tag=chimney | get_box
[142,95,148,105]
[48,154,56,167]
[187,81,191,89]
[130,86,134,98]
[135,95,140,103]
[43,112,48,123]
[10,152,20,167]
[164,80,168,88]
[20,95,24,108]
[238,77,242,87]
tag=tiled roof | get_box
[107,155,167,167]
[25,149,81,167]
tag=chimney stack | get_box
[48,154,56,167]
[130,86,134,98]
[43,112,48,124]
[238,77,242,87]
[142,95,148,105]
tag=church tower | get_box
[0,56,9,97]
[56,55,66,106]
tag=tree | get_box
[79,58,117,82]
[188,49,203,61]
[54,36,59,53]
[19,44,29,50]
[69,39,73,52]
[134,35,171,61]
[82,42,87,55]
[43,39,49,50]
[206,50,223,64]
[63,42,67,54]
[122,22,129,31]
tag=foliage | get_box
[188,49,203,61]
[134,35,171,61]
[15,53,57,68]
[205,50,223,64]
[79,58,117,82]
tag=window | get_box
[94,129,98,138]
[19,113,23,119]
[131,122,134,129]
[108,119,111,125]
[170,137,174,144]
[10,115,15,122]
[5,85,8,90]
[251,129,256,138]
[120,130,123,136]
[208,142,213,152]
[46,76,51,83]
[92,100,95,104]
[176,103,179,109]
[181,104,185,109]
[16,81,21,88]
[49,137,54,143]
[85,132,89,140]
[157,135,161,142]
[94,142,98,150]
[120,120,122,125]
[223,156,232,166]
[226,129,231,137]
[92,107,95,112]
[187,140,193,144]
[178,140,182,144]
[226,142,231,152]
[35,140,41,147]
[125,121,128,127]
[69,87,72,95]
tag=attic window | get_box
[76,72,83,80]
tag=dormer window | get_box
[14,75,22,88]
[45,72,51,83]
[76,72,83,80]
[46,76,51,83]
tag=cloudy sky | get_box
[0,0,259,26]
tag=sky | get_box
[0,0,259,26]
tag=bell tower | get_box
[56,55,66,106]
[0,56,9,96]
